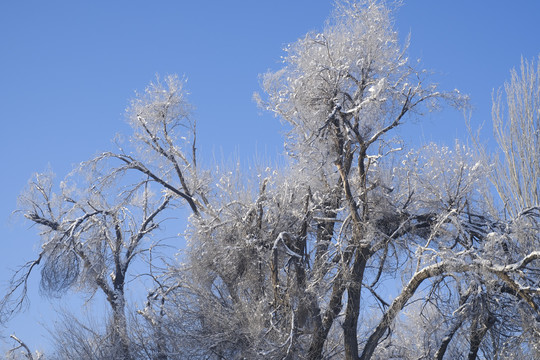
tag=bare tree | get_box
[256,0,470,358]
[489,55,540,218]
[466,54,540,359]
[1,76,202,360]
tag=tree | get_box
[468,54,540,359]
[1,76,204,360]
[488,55,540,218]
[253,0,473,357]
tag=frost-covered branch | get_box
[7,334,35,360]
[104,153,199,215]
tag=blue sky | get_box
[1,0,539,353]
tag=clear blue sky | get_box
[1,0,539,353]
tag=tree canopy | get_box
[3,1,540,359]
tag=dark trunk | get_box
[468,313,495,360]
[435,318,463,360]
[435,291,471,360]
[343,246,370,360]
[307,273,346,359]
[110,272,132,360]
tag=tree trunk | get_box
[307,274,346,359]
[435,318,463,360]
[468,313,495,360]
[343,246,370,360]
[111,292,131,360]
[110,271,132,360]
